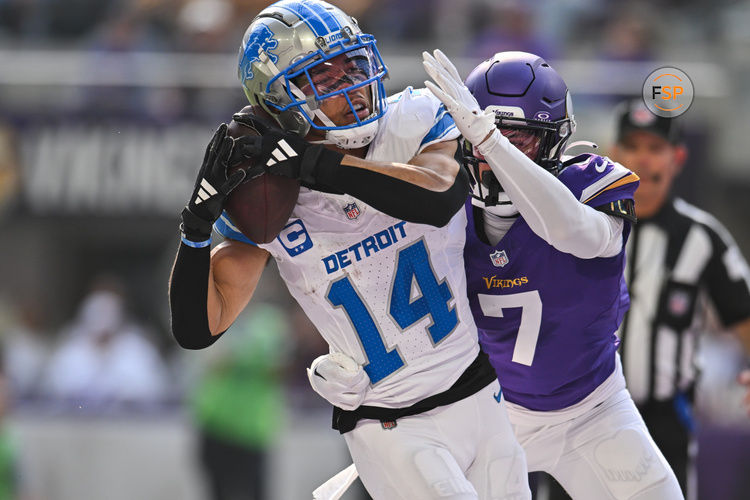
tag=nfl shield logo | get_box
[490,250,509,267]
[343,202,360,220]
[668,290,690,317]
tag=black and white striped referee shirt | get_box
[619,197,750,405]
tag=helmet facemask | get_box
[264,33,388,149]
[464,113,574,215]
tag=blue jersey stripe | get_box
[214,212,257,246]
[276,1,330,37]
[303,0,341,31]
[434,123,457,142]
[420,105,457,147]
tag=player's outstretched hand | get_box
[180,124,248,243]
[422,49,496,147]
[231,114,343,186]
[739,368,750,417]
[307,352,370,411]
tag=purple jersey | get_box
[464,154,640,411]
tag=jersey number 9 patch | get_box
[326,239,458,384]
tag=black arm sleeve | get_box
[703,225,750,327]
[169,242,224,350]
[308,143,470,227]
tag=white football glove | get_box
[422,49,496,147]
[306,352,370,411]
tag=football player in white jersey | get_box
[168,1,530,499]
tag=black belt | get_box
[332,350,497,434]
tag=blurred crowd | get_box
[0,270,332,498]
[0,0,735,56]
[0,0,742,122]
[0,271,329,412]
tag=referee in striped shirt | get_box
[609,99,750,498]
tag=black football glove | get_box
[232,113,344,187]
[180,124,248,243]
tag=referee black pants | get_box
[638,400,692,497]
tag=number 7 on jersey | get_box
[478,291,542,366]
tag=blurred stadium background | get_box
[0,0,749,499]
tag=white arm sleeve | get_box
[477,129,624,259]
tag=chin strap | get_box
[470,194,519,218]
[305,120,379,149]
[325,121,380,149]
[563,140,599,154]
[560,140,600,164]
[309,84,382,149]
[306,110,379,149]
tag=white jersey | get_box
[216,87,480,407]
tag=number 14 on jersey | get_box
[326,239,458,384]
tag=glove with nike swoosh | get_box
[306,352,370,411]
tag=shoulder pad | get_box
[558,154,640,207]
[385,86,440,140]
[379,86,459,152]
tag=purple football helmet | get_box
[464,51,575,209]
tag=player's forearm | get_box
[340,151,458,191]
[206,268,229,335]
[207,240,269,333]
[312,147,469,227]
[478,130,621,258]
[169,242,224,349]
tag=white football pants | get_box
[344,380,531,500]
[510,386,684,500]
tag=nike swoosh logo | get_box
[313,368,327,381]
[493,390,502,403]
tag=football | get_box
[225,105,301,244]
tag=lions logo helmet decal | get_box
[240,25,279,81]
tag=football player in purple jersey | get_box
[421,50,684,499]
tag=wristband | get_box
[181,235,211,248]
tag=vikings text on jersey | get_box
[464,154,639,411]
